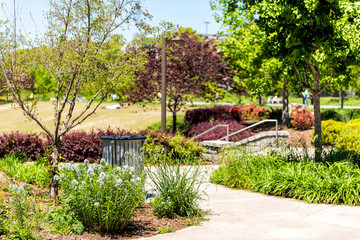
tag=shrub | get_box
[59,160,145,232]
[144,133,204,165]
[0,132,45,160]
[184,105,236,126]
[321,109,342,122]
[146,160,205,218]
[185,120,253,142]
[268,107,283,122]
[237,103,269,120]
[311,120,345,146]
[290,109,314,130]
[336,119,360,155]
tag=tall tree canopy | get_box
[211,0,360,160]
[126,29,233,133]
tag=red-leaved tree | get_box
[126,30,233,133]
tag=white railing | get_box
[190,124,229,141]
[217,119,278,142]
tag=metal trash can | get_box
[99,135,146,173]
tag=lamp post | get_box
[161,37,185,133]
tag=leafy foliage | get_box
[47,206,84,235]
[126,29,233,132]
[312,120,345,146]
[144,133,204,165]
[0,155,49,188]
[59,160,145,232]
[0,132,45,160]
[184,105,236,126]
[185,120,252,142]
[211,148,360,206]
[336,119,360,155]
[290,109,314,130]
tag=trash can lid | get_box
[99,135,147,141]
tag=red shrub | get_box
[236,103,268,120]
[290,109,314,130]
[185,105,237,126]
[186,120,253,142]
[0,132,46,160]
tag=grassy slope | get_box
[0,101,191,134]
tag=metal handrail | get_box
[190,124,229,141]
[217,119,278,143]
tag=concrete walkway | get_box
[143,167,360,240]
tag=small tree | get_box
[0,0,149,199]
[126,29,233,133]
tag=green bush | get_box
[144,134,204,165]
[59,160,145,232]
[311,120,345,145]
[211,148,360,205]
[147,160,205,218]
[336,119,360,155]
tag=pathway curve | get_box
[143,166,360,240]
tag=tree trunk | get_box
[172,110,177,133]
[340,90,344,109]
[282,78,290,126]
[258,94,262,106]
[313,92,322,162]
[49,143,60,200]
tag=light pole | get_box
[204,21,210,35]
[161,37,185,133]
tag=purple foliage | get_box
[184,105,237,126]
[186,120,253,142]
[0,132,46,160]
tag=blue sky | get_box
[1,0,223,41]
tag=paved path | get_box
[143,166,360,240]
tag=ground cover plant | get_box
[211,147,360,205]
[0,155,49,188]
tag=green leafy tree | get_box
[0,0,149,199]
[211,0,360,160]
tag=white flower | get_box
[72,180,78,185]
[100,158,106,164]
[116,166,122,172]
[129,166,135,172]
[81,181,86,187]
[123,164,129,170]
[99,172,106,179]
[94,202,99,207]
[115,178,122,187]
[136,177,141,182]
[84,159,89,164]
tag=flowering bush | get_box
[230,104,268,121]
[185,120,253,142]
[312,120,345,145]
[290,109,314,130]
[58,159,145,232]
